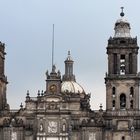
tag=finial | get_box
[52,64,56,73]
[68,50,71,56]
[20,103,23,109]
[57,70,61,77]
[26,90,30,101]
[46,70,49,77]
[38,90,40,96]
[66,50,73,61]
[120,7,125,17]
[99,103,103,111]
[27,90,30,96]
[41,90,44,96]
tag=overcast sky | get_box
[0,0,140,109]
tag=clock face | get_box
[49,84,57,92]
[48,121,57,133]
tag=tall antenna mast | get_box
[52,24,55,70]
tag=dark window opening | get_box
[112,87,116,97]
[120,40,126,44]
[130,87,134,97]
[122,136,125,140]
[112,100,115,110]
[130,100,133,109]
[129,53,133,74]
[113,53,117,74]
[120,94,126,109]
[120,55,126,75]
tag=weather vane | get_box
[120,7,124,17]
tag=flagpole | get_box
[52,24,55,70]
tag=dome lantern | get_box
[61,51,85,95]
[114,7,131,38]
[62,51,75,81]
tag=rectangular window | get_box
[129,53,132,74]
[120,55,125,75]
[113,53,117,74]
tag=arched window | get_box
[62,123,66,132]
[112,87,116,97]
[122,136,125,140]
[130,87,134,97]
[120,94,126,109]
[39,123,43,132]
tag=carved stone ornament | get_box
[48,121,57,133]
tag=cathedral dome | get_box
[114,7,131,38]
[61,81,85,94]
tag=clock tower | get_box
[46,65,61,94]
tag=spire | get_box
[114,7,131,38]
[62,51,75,81]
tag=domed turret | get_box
[114,7,131,38]
[61,51,85,95]
[61,81,84,94]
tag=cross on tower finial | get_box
[120,7,125,17]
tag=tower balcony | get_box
[105,72,140,81]
[108,37,138,46]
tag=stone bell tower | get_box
[105,8,140,111]
[0,42,8,111]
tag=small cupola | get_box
[62,51,75,81]
[61,51,85,95]
[114,7,131,38]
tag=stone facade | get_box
[0,10,140,140]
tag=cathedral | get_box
[0,9,140,140]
